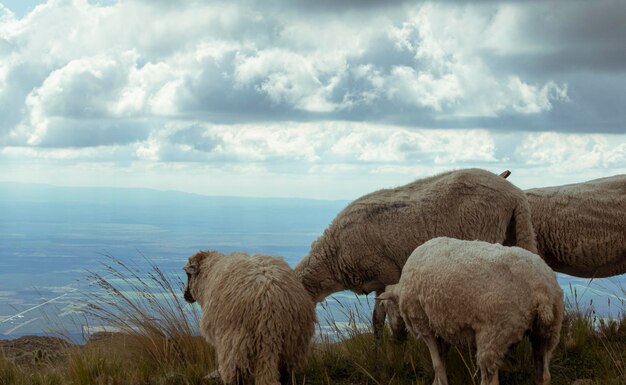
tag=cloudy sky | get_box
[0,0,624,199]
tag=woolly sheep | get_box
[183,250,316,385]
[378,237,563,385]
[294,168,537,341]
[525,174,626,278]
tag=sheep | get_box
[294,168,537,341]
[183,250,316,385]
[525,174,626,278]
[377,237,564,385]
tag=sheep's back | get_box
[526,174,626,277]
[398,238,559,342]
[202,255,315,366]
[320,169,528,287]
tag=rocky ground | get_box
[0,333,122,367]
[0,336,71,367]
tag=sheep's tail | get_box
[253,288,284,385]
[253,341,281,385]
[535,292,555,326]
[513,199,538,254]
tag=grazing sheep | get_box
[183,251,316,385]
[294,168,537,341]
[525,175,626,278]
[378,237,563,385]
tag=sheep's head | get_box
[294,252,344,303]
[182,250,212,304]
[376,284,408,341]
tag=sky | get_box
[0,0,625,199]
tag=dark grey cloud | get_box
[527,1,626,51]
[168,124,224,153]
[484,1,626,77]
[176,51,277,117]
[546,75,626,132]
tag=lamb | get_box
[377,237,564,385]
[183,250,316,385]
[294,168,538,341]
[524,174,626,278]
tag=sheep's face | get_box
[376,285,407,340]
[183,263,198,303]
[183,251,210,304]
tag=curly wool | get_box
[526,174,626,278]
[381,237,563,385]
[185,251,316,385]
[295,168,537,302]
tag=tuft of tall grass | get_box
[79,254,216,382]
[0,356,20,385]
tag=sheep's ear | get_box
[376,291,397,303]
[183,263,198,275]
[499,170,511,179]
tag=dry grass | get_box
[1,257,625,385]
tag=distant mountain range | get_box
[0,182,349,231]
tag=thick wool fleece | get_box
[294,168,537,302]
[186,251,316,385]
[386,237,563,385]
[525,174,626,278]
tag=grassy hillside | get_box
[1,259,625,385]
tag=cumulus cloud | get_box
[234,48,343,112]
[517,132,626,170]
[0,0,624,198]
[5,0,625,150]
[3,122,624,198]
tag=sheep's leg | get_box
[279,364,292,385]
[530,333,553,385]
[422,333,449,385]
[216,350,245,385]
[205,370,221,381]
[437,337,449,362]
[478,365,499,385]
[391,314,408,344]
[373,290,386,345]
[476,332,502,385]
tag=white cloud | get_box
[381,4,569,117]
[481,4,544,56]
[25,54,126,141]
[506,77,569,114]
[385,66,462,111]
[517,132,626,170]
[3,120,501,167]
[1,143,135,162]
[329,126,496,164]
[137,122,329,164]
[1,123,624,199]
[0,0,624,198]
[0,0,590,149]
[234,49,343,112]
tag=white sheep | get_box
[294,168,538,341]
[377,237,563,385]
[525,174,626,278]
[183,250,316,385]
